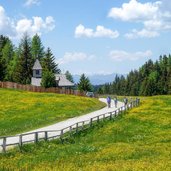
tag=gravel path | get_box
[0,98,124,152]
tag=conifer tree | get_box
[65,70,74,83]
[99,55,171,96]
[42,47,60,74]
[41,48,60,87]
[31,34,44,60]
[0,35,10,81]
[78,74,92,92]
[41,69,56,88]
[15,33,33,84]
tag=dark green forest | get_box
[0,34,170,95]
[98,55,171,96]
[0,34,90,90]
[0,34,60,87]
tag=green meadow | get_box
[0,95,171,171]
[0,88,105,136]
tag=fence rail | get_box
[0,99,140,153]
[0,81,94,97]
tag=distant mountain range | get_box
[73,73,124,85]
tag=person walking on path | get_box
[107,96,111,108]
[114,96,118,108]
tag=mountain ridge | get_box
[73,73,123,85]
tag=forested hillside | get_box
[0,34,60,86]
[98,55,171,96]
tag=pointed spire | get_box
[33,59,42,70]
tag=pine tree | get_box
[0,35,10,81]
[2,40,14,64]
[41,69,56,88]
[41,48,60,87]
[42,47,60,74]
[6,51,19,82]
[0,35,9,51]
[78,74,92,92]
[2,40,14,80]
[15,34,33,84]
[31,34,44,60]
[97,87,103,94]
[99,55,171,96]
[0,54,6,81]
[159,55,168,94]
[167,55,171,94]
[65,70,74,83]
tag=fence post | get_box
[82,121,84,131]
[127,104,129,110]
[125,105,127,111]
[45,131,48,141]
[76,123,79,134]
[133,100,136,107]
[114,111,116,117]
[69,126,72,137]
[136,98,138,106]
[123,106,125,112]
[19,135,22,147]
[35,132,38,143]
[110,112,112,120]
[117,109,120,115]
[121,107,123,114]
[120,107,123,114]
[118,108,120,114]
[103,114,105,121]
[138,98,140,106]
[123,106,126,113]
[97,116,100,123]
[90,118,93,127]
[60,129,64,143]
[132,101,134,107]
[135,100,137,106]
[2,137,6,153]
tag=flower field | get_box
[0,95,170,170]
[0,88,105,136]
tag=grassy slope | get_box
[0,96,171,171]
[0,88,105,136]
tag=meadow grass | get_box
[0,95,171,170]
[0,88,105,136]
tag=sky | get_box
[0,0,171,75]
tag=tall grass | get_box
[0,95,170,170]
[0,88,105,136]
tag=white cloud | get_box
[24,0,40,7]
[75,24,119,39]
[125,29,159,39]
[0,6,15,36]
[108,0,171,38]
[57,52,95,65]
[108,0,160,22]
[16,16,55,38]
[0,5,55,39]
[109,50,152,61]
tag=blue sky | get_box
[0,0,171,75]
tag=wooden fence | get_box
[0,81,87,96]
[0,99,140,153]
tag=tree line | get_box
[0,34,93,90]
[98,55,171,96]
[0,33,61,87]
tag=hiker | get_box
[114,96,118,108]
[107,96,111,108]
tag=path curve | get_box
[26,98,124,133]
[0,98,124,152]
